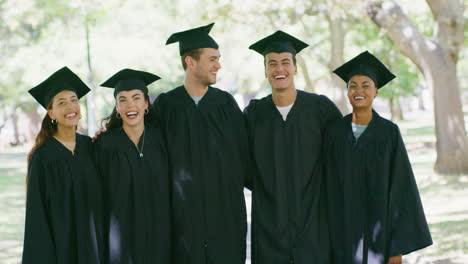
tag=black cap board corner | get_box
[249,30,309,56]
[28,66,90,109]
[166,23,219,55]
[333,50,396,89]
[100,68,161,97]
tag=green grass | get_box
[0,152,26,264]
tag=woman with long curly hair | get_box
[23,66,104,264]
[95,69,170,264]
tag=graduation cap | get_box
[333,51,396,89]
[28,66,90,109]
[100,68,160,97]
[249,30,309,56]
[166,23,219,55]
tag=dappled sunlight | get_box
[175,168,193,201]
[354,237,384,264]
[109,214,121,262]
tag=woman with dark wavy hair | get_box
[23,66,104,264]
[95,69,170,264]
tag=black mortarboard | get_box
[28,66,90,109]
[166,23,219,55]
[100,68,160,97]
[333,51,396,89]
[249,30,309,56]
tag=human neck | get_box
[54,125,76,141]
[123,122,145,146]
[184,74,208,97]
[272,87,297,107]
[352,107,373,125]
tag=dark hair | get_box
[27,101,56,166]
[263,53,297,67]
[181,48,203,70]
[101,93,157,130]
[26,100,57,188]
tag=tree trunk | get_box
[85,19,96,136]
[367,0,468,174]
[327,15,350,115]
[417,87,427,111]
[389,97,403,122]
[10,107,20,146]
[298,57,315,93]
[25,108,43,142]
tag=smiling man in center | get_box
[244,31,342,264]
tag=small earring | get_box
[51,119,57,125]
[144,109,149,115]
[116,112,121,119]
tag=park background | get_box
[0,0,467,263]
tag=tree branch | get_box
[366,0,436,73]
[426,0,465,62]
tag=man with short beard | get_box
[153,23,251,264]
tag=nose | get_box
[215,61,221,70]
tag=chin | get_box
[124,118,144,127]
[60,121,79,129]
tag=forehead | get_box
[265,52,293,62]
[117,89,145,98]
[349,74,374,83]
[53,90,77,100]
[200,47,221,58]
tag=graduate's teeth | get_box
[275,75,286,79]
[65,112,77,118]
[126,111,138,117]
[354,96,365,100]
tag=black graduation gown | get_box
[153,86,250,264]
[323,111,433,264]
[243,90,342,264]
[22,133,104,264]
[94,126,171,264]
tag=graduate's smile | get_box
[126,111,139,119]
[64,112,78,120]
[48,90,81,128]
[265,52,297,91]
[116,89,148,127]
[347,75,378,110]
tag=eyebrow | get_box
[132,93,142,98]
[349,81,370,84]
[57,95,77,101]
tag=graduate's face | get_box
[115,89,148,128]
[191,48,221,86]
[265,52,297,91]
[347,75,378,110]
[48,90,81,128]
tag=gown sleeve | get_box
[242,99,260,191]
[319,95,342,127]
[225,93,253,191]
[152,93,165,125]
[22,153,56,263]
[388,126,433,256]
